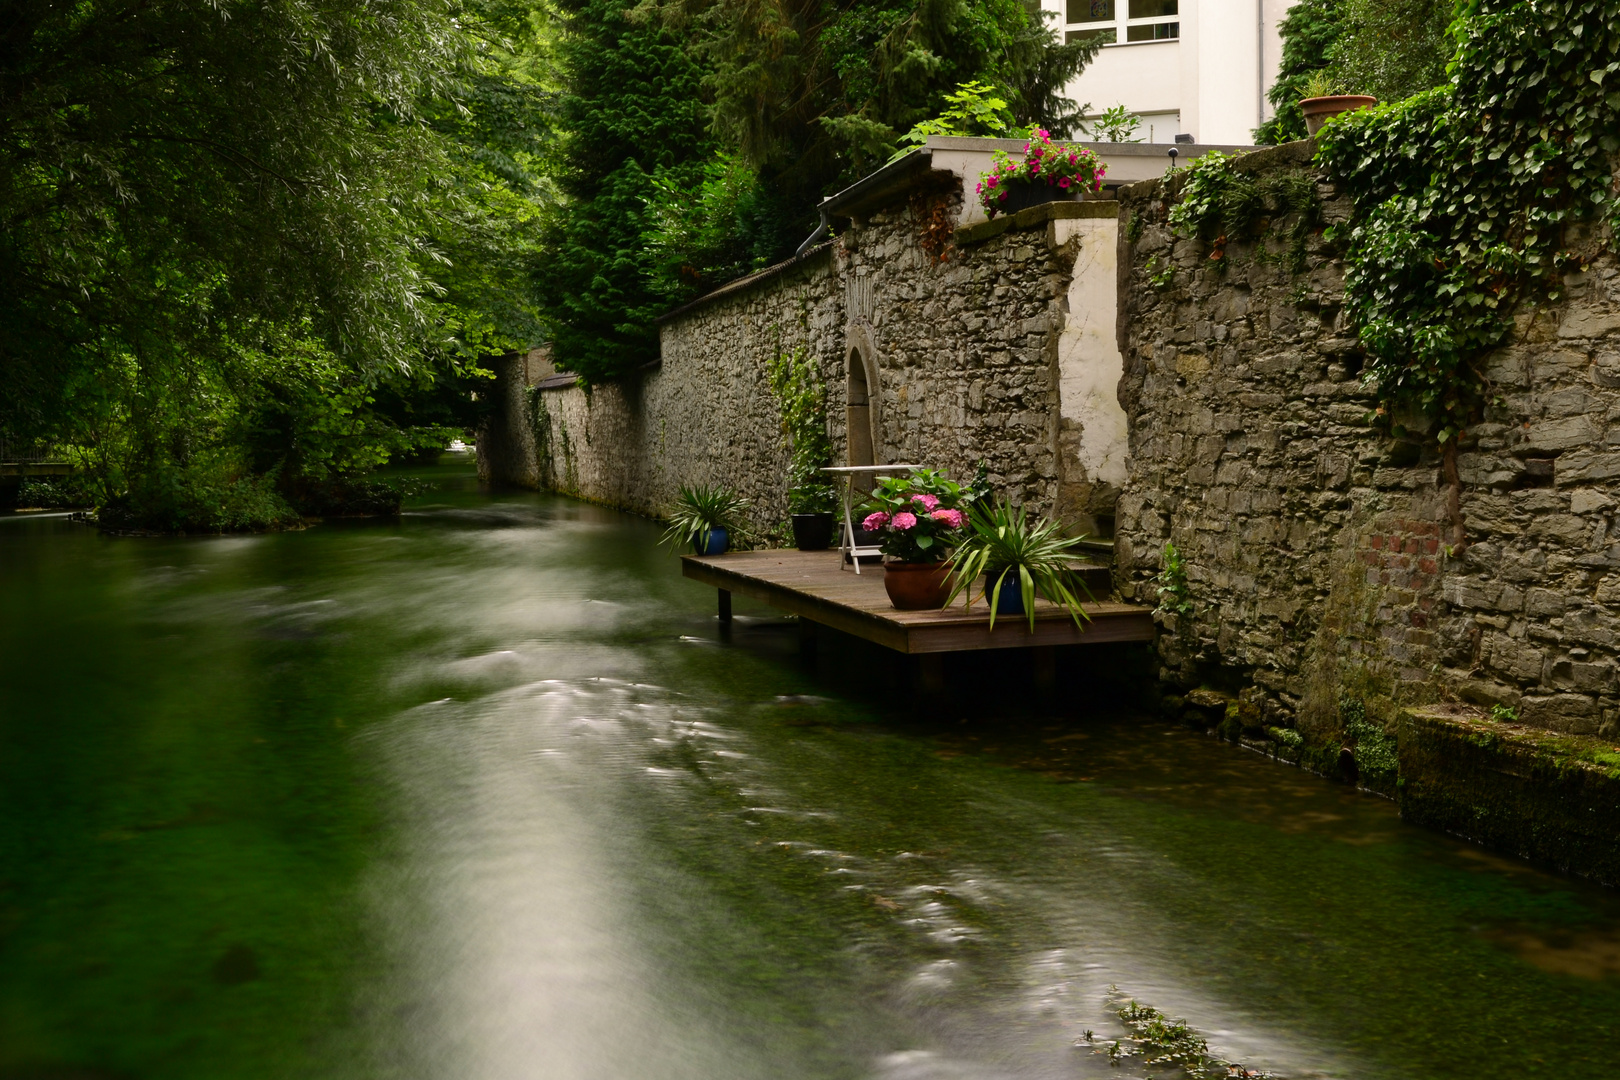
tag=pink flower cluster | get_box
[911,493,940,511]
[862,511,890,530]
[891,512,918,530]
[930,508,965,528]
[974,132,1106,219]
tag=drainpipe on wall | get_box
[795,208,830,258]
[1257,0,1265,126]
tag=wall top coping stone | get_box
[1117,139,1317,204]
[654,241,836,326]
[925,135,1261,158]
[953,199,1119,247]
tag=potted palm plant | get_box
[945,501,1094,631]
[1298,70,1376,136]
[663,484,750,556]
[857,469,969,609]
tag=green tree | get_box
[1327,0,1456,105]
[535,0,713,384]
[1256,0,1456,145]
[0,0,552,529]
[1255,0,1345,144]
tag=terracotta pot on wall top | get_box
[883,561,953,610]
[1300,95,1378,136]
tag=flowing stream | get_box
[2,460,1618,1080]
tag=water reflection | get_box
[2,469,1618,1080]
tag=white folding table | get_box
[821,464,922,574]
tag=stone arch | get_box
[844,322,882,469]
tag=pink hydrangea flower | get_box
[891,512,918,531]
[911,494,940,510]
[930,509,965,528]
[862,511,890,530]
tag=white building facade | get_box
[1043,0,1298,145]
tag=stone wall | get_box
[534,247,843,536]
[534,192,1129,538]
[1115,141,1620,743]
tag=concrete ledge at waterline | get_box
[1397,706,1620,887]
[954,199,1118,248]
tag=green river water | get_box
[2,460,1618,1080]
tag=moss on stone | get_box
[1397,706,1620,887]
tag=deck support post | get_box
[914,653,947,692]
[797,617,818,662]
[1032,646,1057,693]
[718,588,732,623]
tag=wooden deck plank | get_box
[681,551,1154,654]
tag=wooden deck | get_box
[682,550,1155,654]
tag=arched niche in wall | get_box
[844,323,882,470]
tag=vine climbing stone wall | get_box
[1115,142,1620,743]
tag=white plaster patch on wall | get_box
[1054,215,1129,489]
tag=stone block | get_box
[1570,488,1615,514]
[1525,587,1567,618]
[1548,659,1617,693]
[1520,693,1603,734]
[1554,450,1620,483]
[1557,306,1620,339]
[1489,636,1546,682]
[1518,415,1598,454]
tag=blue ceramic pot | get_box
[988,571,1025,615]
[693,528,729,556]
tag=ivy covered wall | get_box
[1115,142,1620,749]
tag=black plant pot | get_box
[993,182,1080,216]
[791,512,835,551]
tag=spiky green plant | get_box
[944,501,1093,631]
[662,484,751,552]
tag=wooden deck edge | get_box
[682,557,912,651]
[681,556,1155,655]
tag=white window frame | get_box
[1063,0,1181,48]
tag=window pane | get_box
[1127,0,1177,17]
[1125,21,1179,40]
[1066,0,1115,24]
[1067,26,1118,43]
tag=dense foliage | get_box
[1255,0,1345,144]
[1317,0,1620,450]
[1256,0,1455,145]
[1328,0,1456,106]
[534,0,713,383]
[765,344,837,515]
[0,0,548,529]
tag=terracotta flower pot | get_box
[883,561,953,610]
[1300,95,1377,136]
